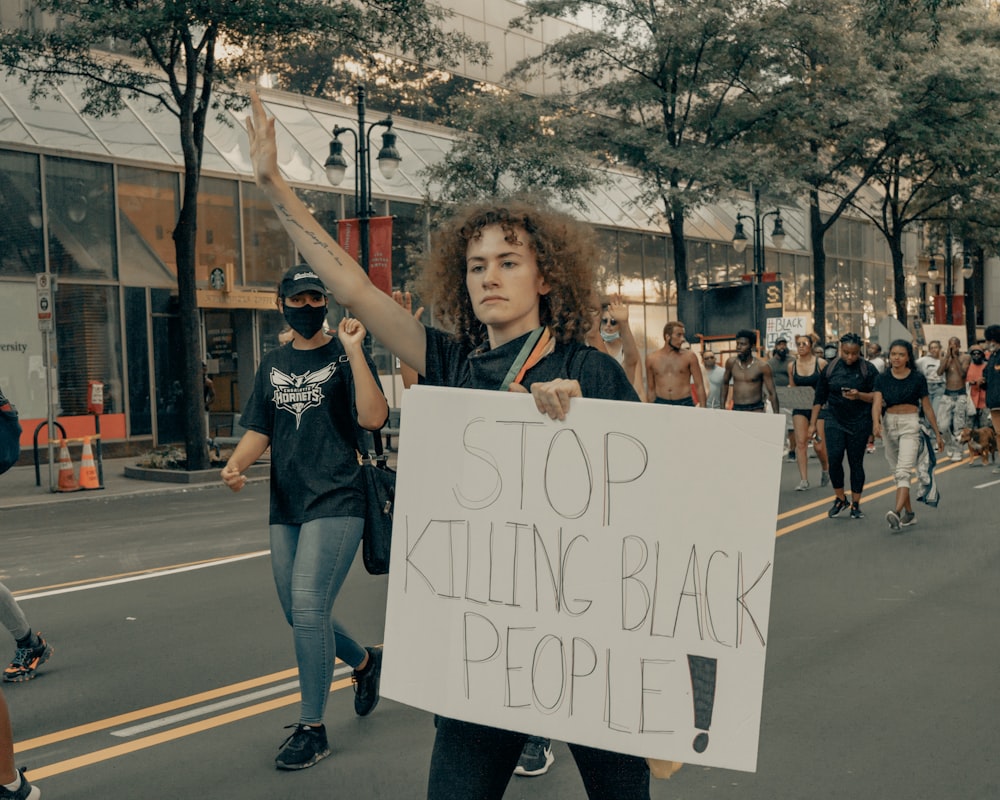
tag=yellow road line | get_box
[776,458,968,536]
[15,668,298,752]
[23,675,353,780]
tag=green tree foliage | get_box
[420,90,599,209]
[0,0,478,469]
[845,1,1000,326]
[509,0,780,324]
[754,0,896,341]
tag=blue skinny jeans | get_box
[270,516,367,725]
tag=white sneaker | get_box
[949,453,965,462]
[886,510,901,531]
[794,480,810,491]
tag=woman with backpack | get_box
[808,333,878,520]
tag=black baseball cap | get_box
[279,264,328,298]
[774,336,788,344]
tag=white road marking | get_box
[14,551,270,601]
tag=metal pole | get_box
[753,188,763,280]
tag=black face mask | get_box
[971,353,985,364]
[282,303,327,339]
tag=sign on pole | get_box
[36,273,53,333]
[381,387,784,772]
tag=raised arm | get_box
[247,91,427,374]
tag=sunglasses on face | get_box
[601,318,618,326]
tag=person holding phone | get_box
[809,333,877,519]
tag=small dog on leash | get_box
[958,427,997,465]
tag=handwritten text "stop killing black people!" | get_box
[401,416,770,642]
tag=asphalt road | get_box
[1,451,997,799]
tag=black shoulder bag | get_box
[356,423,395,575]
[0,390,21,476]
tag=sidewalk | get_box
[0,448,397,511]
[0,456,265,511]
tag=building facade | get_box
[1,0,984,456]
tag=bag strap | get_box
[355,415,388,468]
[499,326,552,391]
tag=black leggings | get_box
[824,419,870,495]
[427,716,650,800]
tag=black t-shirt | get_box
[813,357,877,432]
[874,369,928,408]
[241,338,383,524]
[422,327,639,402]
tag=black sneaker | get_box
[3,633,52,683]
[514,736,554,777]
[353,646,382,717]
[828,497,849,518]
[275,723,330,770]
[850,502,864,520]
[0,768,39,799]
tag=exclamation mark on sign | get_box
[687,654,718,753]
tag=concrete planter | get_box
[124,462,269,484]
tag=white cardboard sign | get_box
[765,316,809,351]
[381,386,784,772]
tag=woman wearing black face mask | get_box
[221,264,389,771]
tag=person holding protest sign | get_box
[220,265,389,771]
[246,89,650,800]
[808,333,877,520]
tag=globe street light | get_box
[324,84,401,287]
[732,188,786,280]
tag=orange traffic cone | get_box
[79,436,101,490]
[56,439,80,492]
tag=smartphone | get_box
[841,387,852,394]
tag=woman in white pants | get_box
[872,340,944,531]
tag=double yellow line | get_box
[775,457,969,537]
[16,668,355,779]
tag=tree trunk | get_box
[808,191,827,343]
[174,165,209,471]
[890,234,908,327]
[667,206,691,325]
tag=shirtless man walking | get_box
[646,321,704,407]
[720,329,779,413]
[937,336,971,461]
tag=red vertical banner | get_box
[338,217,393,296]
[367,216,394,296]
[338,219,360,261]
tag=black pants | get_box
[824,418,870,495]
[427,717,650,800]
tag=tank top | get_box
[792,358,820,388]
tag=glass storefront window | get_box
[196,176,241,286]
[46,157,117,279]
[0,149,43,277]
[118,166,179,287]
[54,283,123,416]
[243,181,296,288]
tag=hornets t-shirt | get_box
[241,337,382,524]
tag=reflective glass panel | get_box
[46,157,117,279]
[118,166,179,287]
[195,177,241,285]
[243,182,296,288]
[0,149,43,277]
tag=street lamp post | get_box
[323,84,401,355]
[962,249,975,345]
[732,188,786,341]
[732,188,786,280]
[323,85,401,280]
